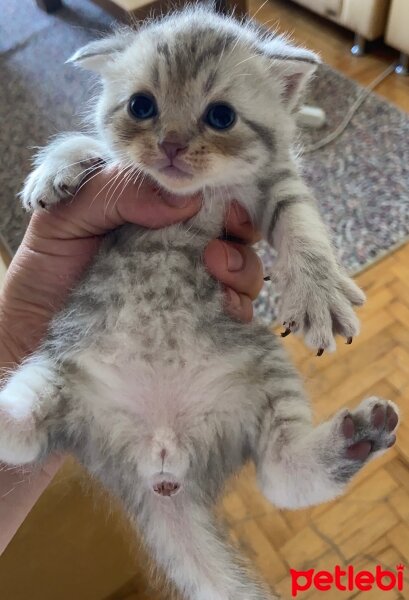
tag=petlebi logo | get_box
[290,564,405,597]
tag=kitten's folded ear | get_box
[66,31,132,73]
[260,36,321,109]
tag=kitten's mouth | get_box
[159,164,193,180]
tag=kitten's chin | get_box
[149,169,204,196]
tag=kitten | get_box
[0,6,399,599]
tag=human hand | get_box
[0,170,263,554]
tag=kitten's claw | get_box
[278,271,364,354]
[281,327,291,338]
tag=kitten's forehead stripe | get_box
[151,62,160,88]
[203,70,217,95]
[157,42,172,68]
[190,34,235,80]
[155,30,236,87]
[174,47,188,82]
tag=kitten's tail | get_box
[136,492,279,600]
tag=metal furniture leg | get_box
[395,53,409,75]
[351,33,367,56]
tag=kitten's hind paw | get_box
[330,397,399,482]
[342,397,399,458]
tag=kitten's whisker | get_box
[64,163,104,207]
[232,53,261,70]
[51,157,102,172]
[121,166,139,191]
[111,168,138,212]
[258,16,281,30]
[88,165,126,216]
[75,165,105,196]
[67,163,103,189]
[250,0,270,21]
[108,165,138,214]
[226,33,242,60]
[214,33,230,73]
[79,168,117,213]
[103,164,134,220]
[136,171,147,196]
[105,164,133,206]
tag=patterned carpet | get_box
[1,0,408,322]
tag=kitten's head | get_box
[69,6,319,195]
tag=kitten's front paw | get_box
[21,156,103,212]
[0,390,43,464]
[278,272,365,354]
[20,135,106,212]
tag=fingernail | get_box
[225,245,244,271]
[226,288,241,309]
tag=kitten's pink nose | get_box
[159,139,188,160]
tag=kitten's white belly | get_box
[74,349,252,484]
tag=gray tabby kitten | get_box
[0,6,399,600]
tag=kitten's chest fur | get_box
[62,191,242,363]
[83,226,221,361]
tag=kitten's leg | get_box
[255,393,399,509]
[137,492,278,600]
[0,353,62,464]
[20,133,108,211]
[259,167,366,352]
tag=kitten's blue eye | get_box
[204,103,236,130]
[128,93,158,120]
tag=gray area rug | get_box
[1,1,408,323]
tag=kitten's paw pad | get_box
[339,398,399,461]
